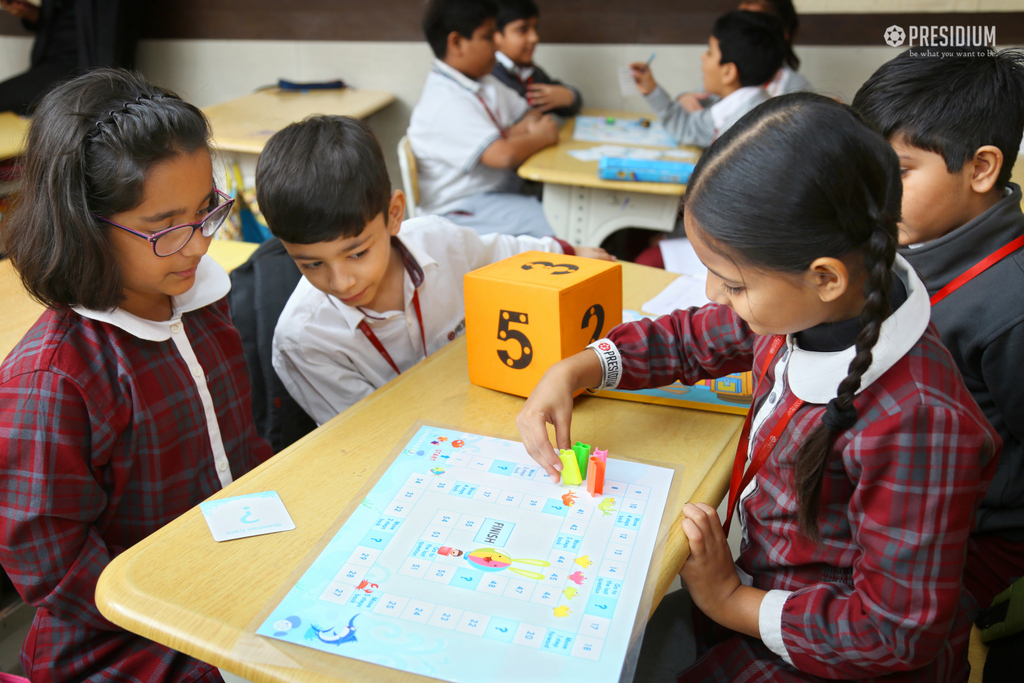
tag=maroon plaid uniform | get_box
[608,302,999,682]
[0,298,273,683]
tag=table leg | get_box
[541,184,681,248]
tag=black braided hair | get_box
[683,92,902,541]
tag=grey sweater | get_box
[901,183,1024,540]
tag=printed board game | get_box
[256,425,675,682]
[573,116,678,148]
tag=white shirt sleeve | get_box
[759,589,795,665]
[456,225,564,269]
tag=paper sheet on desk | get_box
[568,145,664,162]
[642,274,710,315]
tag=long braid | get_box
[793,203,897,540]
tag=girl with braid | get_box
[0,69,271,681]
[517,93,1000,682]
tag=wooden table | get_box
[518,109,701,249]
[95,262,742,682]
[203,88,396,155]
[0,239,258,361]
[0,112,30,161]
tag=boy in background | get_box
[853,48,1024,610]
[256,116,610,425]
[630,10,785,147]
[408,0,557,238]
[491,0,582,117]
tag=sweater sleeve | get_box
[643,86,716,147]
[777,404,998,678]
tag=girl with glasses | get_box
[0,69,272,682]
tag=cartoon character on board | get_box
[553,605,572,618]
[598,497,617,517]
[451,439,465,448]
[355,580,378,594]
[562,587,579,600]
[561,491,577,507]
[436,436,448,442]
[568,571,587,586]
[272,615,301,636]
[574,556,594,568]
[441,547,551,579]
[430,467,445,476]
[309,614,358,645]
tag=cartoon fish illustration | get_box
[355,580,378,594]
[574,556,593,568]
[562,587,579,600]
[465,548,550,579]
[568,570,586,585]
[437,436,448,442]
[553,605,572,618]
[451,439,465,448]
[310,614,358,645]
[561,491,577,507]
[431,440,439,445]
[598,497,617,516]
[430,467,445,476]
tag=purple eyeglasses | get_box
[94,189,235,257]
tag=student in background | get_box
[853,48,1024,611]
[491,0,582,117]
[737,0,811,96]
[0,69,272,682]
[630,10,785,148]
[257,115,611,426]
[408,0,558,238]
[517,94,998,681]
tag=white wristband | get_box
[586,338,622,391]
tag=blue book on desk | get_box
[598,157,695,184]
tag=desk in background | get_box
[0,240,258,362]
[96,262,742,682]
[518,109,700,249]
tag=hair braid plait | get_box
[793,200,896,541]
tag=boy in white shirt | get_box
[408,0,558,238]
[256,116,611,424]
[630,10,785,147]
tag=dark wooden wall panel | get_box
[2,2,1022,44]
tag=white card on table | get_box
[200,490,296,542]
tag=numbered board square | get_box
[465,251,622,397]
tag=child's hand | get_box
[629,63,657,96]
[679,503,743,620]
[575,246,615,261]
[676,92,708,112]
[525,114,559,145]
[516,351,603,483]
[527,84,575,113]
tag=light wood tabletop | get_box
[203,88,396,155]
[0,239,258,361]
[95,261,743,682]
[517,108,700,197]
[0,111,30,160]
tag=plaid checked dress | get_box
[595,259,999,682]
[0,260,272,683]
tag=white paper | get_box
[642,274,710,315]
[200,491,296,542]
[658,237,707,276]
[567,144,664,162]
[618,65,638,97]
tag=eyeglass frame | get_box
[93,188,235,257]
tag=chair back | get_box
[397,135,420,218]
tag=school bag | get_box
[227,238,317,452]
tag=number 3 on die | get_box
[497,310,532,369]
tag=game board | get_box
[573,116,678,148]
[256,425,675,682]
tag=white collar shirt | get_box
[710,85,770,133]
[272,216,565,425]
[407,58,530,215]
[72,255,236,487]
[495,50,535,83]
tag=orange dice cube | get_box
[464,251,622,397]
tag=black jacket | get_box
[491,60,582,118]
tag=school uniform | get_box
[901,182,1024,608]
[643,84,768,148]
[0,256,273,683]
[407,59,553,238]
[273,216,568,425]
[491,51,582,117]
[590,255,999,681]
[764,65,813,97]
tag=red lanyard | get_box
[357,289,427,376]
[476,93,508,139]
[723,335,805,535]
[929,234,1024,306]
